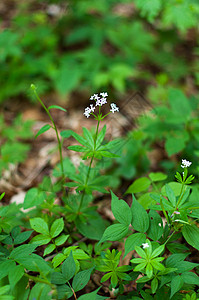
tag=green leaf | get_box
[75,213,106,240]
[8,265,24,288]
[133,262,147,272]
[78,287,101,300]
[147,210,163,241]
[30,234,51,246]
[52,253,66,268]
[54,61,80,95]
[149,172,167,182]
[14,230,33,244]
[61,130,89,148]
[126,177,151,194]
[55,234,69,246]
[43,244,55,256]
[161,182,182,197]
[134,246,147,259]
[101,272,112,283]
[168,89,192,118]
[182,224,199,250]
[51,272,67,285]
[170,275,184,298]
[29,282,51,300]
[151,277,158,294]
[72,268,93,292]
[50,218,64,238]
[135,0,161,22]
[181,272,199,285]
[96,126,106,149]
[99,224,129,244]
[0,285,10,296]
[150,260,165,271]
[48,105,67,112]
[124,233,146,257]
[83,127,94,149]
[165,184,176,207]
[111,191,132,226]
[30,218,49,236]
[62,252,76,281]
[131,195,149,233]
[0,260,16,281]
[111,272,118,288]
[146,263,153,278]
[23,188,45,209]
[35,124,51,138]
[0,192,5,201]
[165,135,187,156]
[68,145,87,152]
[9,244,37,260]
[151,245,165,258]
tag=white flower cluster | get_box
[83,92,119,118]
[181,159,192,168]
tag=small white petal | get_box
[142,243,149,249]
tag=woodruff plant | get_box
[0,87,199,299]
[97,159,199,298]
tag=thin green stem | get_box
[68,281,77,300]
[160,195,170,225]
[77,120,100,212]
[174,183,185,211]
[163,230,176,246]
[31,85,65,193]
[24,273,53,287]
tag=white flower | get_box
[158,223,162,227]
[90,104,95,112]
[96,99,102,106]
[174,211,180,215]
[90,93,99,100]
[142,243,149,249]
[84,111,90,118]
[101,97,107,105]
[100,92,108,98]
[110,103,119,113]
[84,107,91,118]
[181,159,192,168]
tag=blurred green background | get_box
[0,0,199,104]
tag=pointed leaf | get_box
[146,263,153,278]
[8,265,24,288]
[62,252,76,281]
[170,275,184,298]
[149,172,167,182]
[151,245,165,258]
[30,218,49,236]
[43,244,55,256]
[83,127,94,149]
[72,268,93,292]
[99,224,129,244]
[50,218,64,238]
[35,124,51,138]
[111,191,132,225]
[147,210,163,241]
[96,126,106,149]
[165,184,176,207]
[124,233,146,257]
[131,195,149,233]
[48,105,66,112]
[126,177,151,194]
[30,234,51,246]
[78,287,101,300]
[182,224,199,250]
